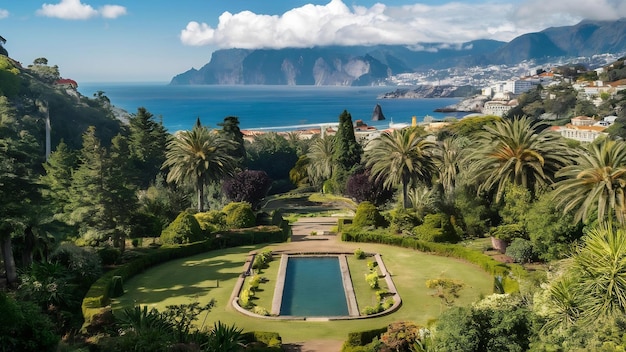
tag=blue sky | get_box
[1,0,625,82]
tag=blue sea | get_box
[78,83,466,132]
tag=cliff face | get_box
[170,47,401,86]
[171,19,626,86]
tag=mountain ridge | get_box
[171,19,626,86]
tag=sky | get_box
[1,0,626,82]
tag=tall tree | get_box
[435,137,470,198]
[218,116,246,166]
[40,140,77,215]
[366,127,438,208]
[106,134,138,251]
[306,135,335,187]
[333,110,362,171]
[468,116,574,202]
[0,97,42,284]
[127,107,168,188]
[163,122,237,212]
[65,126,109,241]
[553,138,626,226]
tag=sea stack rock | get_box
[372,103,386,121]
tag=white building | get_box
[551,116,608,143]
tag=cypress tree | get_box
[218,116,246,166]
[333,110,362,171]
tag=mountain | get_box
[170,19,626,86]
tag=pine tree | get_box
[128,107,168,188]
[0,97,42,284]
[66,126,109,242]
[40,140,77,215]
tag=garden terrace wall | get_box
[341,228,523,293]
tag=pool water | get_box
[279,256,349,316]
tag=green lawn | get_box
[112,242,493,343]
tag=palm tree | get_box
[306,135,335,187]
[435,137,470,198]
[366,127,438,208]
[468,116,574,201]
[572,225,626,323]
[163,123,237,212]
[553,138,626,226]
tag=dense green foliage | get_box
[163,120,238,212]
[0,292,60,352]
[352,201,386,228]
[432,295,535,352]
[222,201,256,229]
[160,211,204,245]
[413,213,460,243]
[366,126,438,208]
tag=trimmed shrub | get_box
[505,238,535,263]
[222,202,256,229]
[365,271,379,289]
[110,276,124,298]
[337,218,353,233]
[252,306,270,316]
[194,210,226,233]
[344,327,388,348]
[160,211,203,244]
[240,289,252,308]
[361,303,383,315]
[252,250,273,270]
[352,201,386,228]
[221,227,285,247]
[388,207,421,233]
[413,213,460,243]
[354,248,365,259]
[98,246,121,265]
[241,331,282,350]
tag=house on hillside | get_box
[551,116,609,143]
[55,78,78,90]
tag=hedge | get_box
[241,331,282,351]
[341,228,523,293]
[342,327,388,351]
[81,240,216,326]
[82,218,292,328]
[217,225,289,248]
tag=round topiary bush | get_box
[222,202,256,229]
[194,210,227,233]
[160,211,203,244]
[353,201,386,228]
[413,213,460,243]
[505,238,535,263]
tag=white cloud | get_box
[36,0,127,20]
[0,9,9,19]
[180,0,626,49]
[100,5,127,19]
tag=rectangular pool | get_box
[279,256,349,316]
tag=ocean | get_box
[78,83,466,132]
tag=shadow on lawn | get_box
[117,245,263,305]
